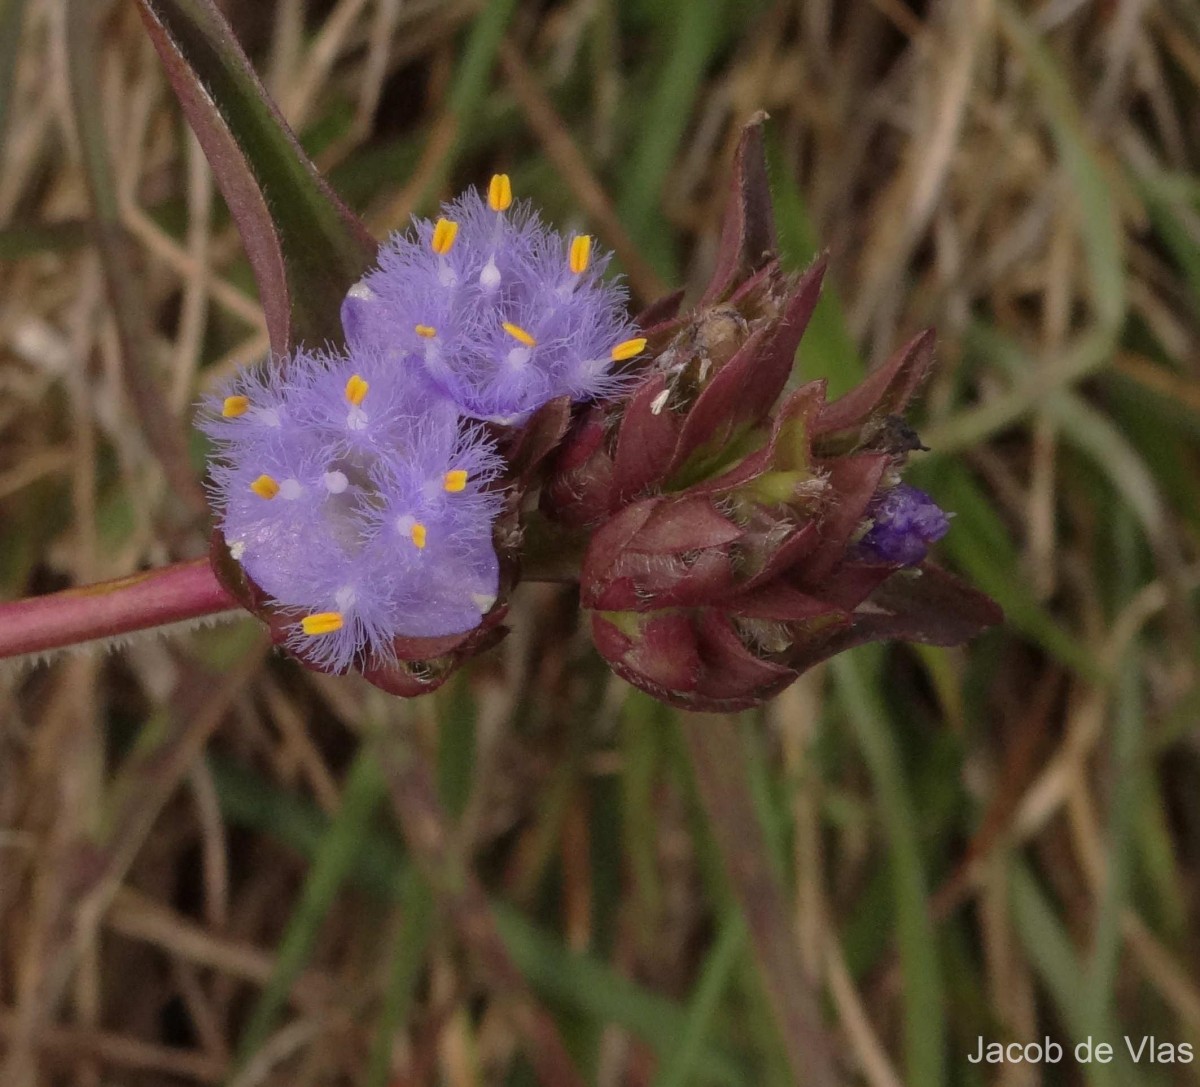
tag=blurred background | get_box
[2,0,1199,1084]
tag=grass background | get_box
[2,0,1199,1084]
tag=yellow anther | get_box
[344,374,369,406]
[415,324,437,338]
[443,469,468,493]
[569,235,592,275]
[222,395,250,418]
[611,337,648,361]
[488,173,513,212]
[301,611,344,636]
[502,321,537,347]
[431,218,459,255]
[250,474,280,499]
[410,522,428,549]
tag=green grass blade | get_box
[921,325,1116,455]
[1009,860,1086,1030]
[1009,863,1141,1085]
[493,908,749,1087]
[738,715,789,877]
[0,0,28,159]
[832,650,945,1087]
[400,0,518,214]
[617,0,724,279]
[766,133,863,397]
[209,756,748,1084]
[965,322,1168,542]
[652,913,747,1087]
[1130,778,1188,942]
[1130,169,1200,316]
[620,691,669,929]
[449,0,518,122]
[437,674,477,820]
[1085,514,1142,1030]
[234,743,388,1064]
[996,0,1124,326]
[364,873,438,1087]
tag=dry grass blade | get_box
[0,1007,226,1084]
[0,646,266,1086]
[63,0,208,521]
[377,720,589,1087]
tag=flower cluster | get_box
[203,348,504,672]
[341,176,644,425]
[203,176,644,675]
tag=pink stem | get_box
[0,559,240,660]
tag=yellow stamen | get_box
[443,470,468,493]
[569,235,592,275]
[250,474,280,499]
[222,395,250,418]
[502,321,537,347]
[410,522,428,549]
[415,324,437,338]
[344,374,369,405]
[611,337,648,361]
[488,173,513,212]
[301,611,344,636]
[431,217,458,255]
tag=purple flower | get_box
[200,346,505,672]
[857,484,950,566]
[341,176,645,425]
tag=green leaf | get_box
[136,0,377,352]
[652,913,747,1087]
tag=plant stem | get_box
[680,711,839,1087]
[0,532,584,667]
[0,559,239,661]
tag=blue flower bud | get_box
[857,484,950,566]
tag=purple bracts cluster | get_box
[341,185,641,424]
[857,483,950,566]
[203,177,641,672]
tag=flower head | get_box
[536,116,1002,711]
[569,327,995,711]
[201,346,504,673]
[340,179,642,425]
